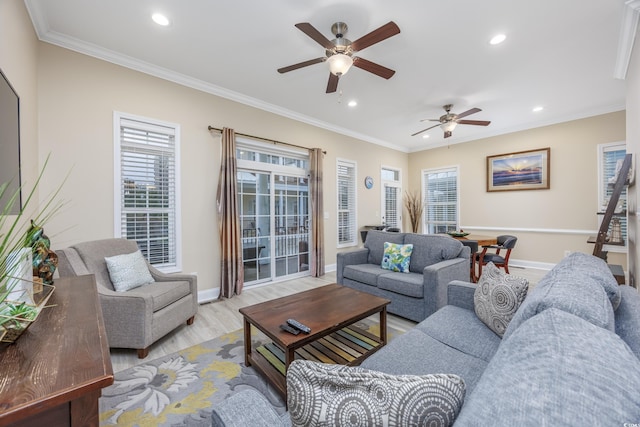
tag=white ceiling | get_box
[24,0,630,152]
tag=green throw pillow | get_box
[287,360,465,427]
[381,242,413,273]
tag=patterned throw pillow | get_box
[105,250,154,292]
[381,242,414,273]
[287,360,466,427]
[474,262,529,337]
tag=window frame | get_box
[380,166,402,230]
[597,141,627,252]
[113,111,182,272]
[422,166,459,234]
[337,158,358,248]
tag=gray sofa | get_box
[337,230,470,322]
[56,238,198,358]
[212,252,640,426]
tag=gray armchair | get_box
[56,238,198,358]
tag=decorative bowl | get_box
[447,231,469,237]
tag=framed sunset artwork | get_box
[487,148,550,192]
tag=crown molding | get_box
[614,0,640,80]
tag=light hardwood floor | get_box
[109,267,548,373]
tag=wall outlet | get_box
[564,250,571,257]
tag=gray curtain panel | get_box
[216,128,244,298]
[309,148,325,277]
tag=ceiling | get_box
[24,0,630,153]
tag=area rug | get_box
[99,318,402,427]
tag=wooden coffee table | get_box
[239,283,390,398]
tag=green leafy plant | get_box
[0,155,65,306]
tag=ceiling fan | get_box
[412,104,491,138]
[277,21,400,93]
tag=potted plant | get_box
[403,190,424,234]
[0,156,64,343]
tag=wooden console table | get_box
[0,275,113,427]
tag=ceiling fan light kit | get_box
[278,21,400,93]
[412,104,492,139]
[327,54,353,76]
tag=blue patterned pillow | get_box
[381,242,413,273]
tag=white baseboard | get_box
[509,258,555,271]
[198,288,219,304]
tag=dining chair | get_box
[477,235,518,277]
[460,240,479,283]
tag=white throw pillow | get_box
[474,262,529,337]
[105,250,154,292]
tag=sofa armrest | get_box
[423,257,469,313]
[212,389,289,427]
[447,280,477,311]
[97,288,153,349]
[336,249,369,284]
[147,264,198,294]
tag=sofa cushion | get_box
[212,388,290,427]
[415,305,502,362]
[381,242,413,273]
[503,255,615,340]
[615,285,640,360]
[72,238,141,291]
[104,250,154,292]
[560,252,621,309]
[455,308,640,426]
[126,279,192,312]
[365,230,406,265]
[342,264,389,287]
[378,272,424,298]
[404,234,464,273]
[474,263,528,337]
[361,328,489,394]
[286,360,465,427]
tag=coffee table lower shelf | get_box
[249,325,383,397]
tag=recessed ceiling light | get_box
[152,13,170,26]
[348,100,357,107]
[422,134,430,139]
[533,106,544,112]
[489,34,506,45]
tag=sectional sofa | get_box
[212,252,640,426]
[337,229,470,322]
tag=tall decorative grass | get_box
[403,190,423,234]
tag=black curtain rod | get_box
[208,126,326,154]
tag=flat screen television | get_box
[0,68,21,214]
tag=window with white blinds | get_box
[337,159,357,247]
[381,167,401,229]
[598,142,627,250]
[114,112,181,271]
[422,167,458,234]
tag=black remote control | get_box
[287,318,311,334]
[279,323,300,335]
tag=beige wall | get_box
[0,0,40,200]
[35,43,407,295]
[2,1,633,292]
[626,28,640,287]
[408,111,627,268]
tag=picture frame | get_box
[487,148,550,192]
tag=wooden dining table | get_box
[451,234,498,246]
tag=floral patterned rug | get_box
[99,318,397,426]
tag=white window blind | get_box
[384,185,399,228]
[337,159,357,247]
[115,114,181,271]
[598,142,627,249]
[381,167,401,229]
[423,167,458,234]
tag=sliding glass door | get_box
[238,170,310,284]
